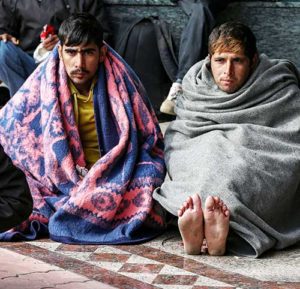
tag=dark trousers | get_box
[176,0,229,80]
[0,144,32,232]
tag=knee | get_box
[0,41,18,64]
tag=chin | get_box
[72,79,86,85]
[220,87,233,93]
[221,85,239,94]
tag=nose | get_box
[224,60,233,76]
[74,52,85,68]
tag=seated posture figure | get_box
[154,21,300,257]
[0,0,108,97]
[0,13,165,243]
[0,144,32,232]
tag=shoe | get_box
[160,82,182,115]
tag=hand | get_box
[42,34,59,51]
[0,33,19,45]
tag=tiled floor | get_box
[1,228,300,289]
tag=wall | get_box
[104,0,300,69]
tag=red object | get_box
[40,24,55,41]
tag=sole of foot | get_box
[203,196,230,256]
[178,193,204,255]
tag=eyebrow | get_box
[64,47,96,53]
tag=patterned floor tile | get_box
[156,285,194,289]
[159,264,196,276]
[192,285,234,289]
[57,244,99,252]
[193,275,235,287]
[59,251,92,262]
[90,252,131,263]
[126,254,161,264]
[119,263,164,274]
[89,260,124,272]
[94,246,131,255]
[1,231,299,289]
[30,240,61,251]
[152,274,198,285]
[119,272,158,284]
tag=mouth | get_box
[221,79,234,85]
[221,78,233,82]
[71,72,87,79]
[71,69,89,75]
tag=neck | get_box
[72,81,92,96]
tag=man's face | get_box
[58,42,104,94]
[210,51,255,93]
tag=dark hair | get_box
[208,21,257,60]
[58,12,103,47]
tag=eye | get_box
[82,49,95,56]
[65,50,76,56]
[214,58,224,63]
[233,58,242,63]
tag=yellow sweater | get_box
[70,80,100,168]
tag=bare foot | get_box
[203,196,230,256]
[178,194,204,255]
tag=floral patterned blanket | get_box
[0,45,166,244]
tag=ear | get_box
[99,45,107,63]
[251,53,259,70]
[58,45,63,60]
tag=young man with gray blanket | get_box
[153,21,300,257]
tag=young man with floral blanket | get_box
[154,21,300,257]
[0,13,166,244]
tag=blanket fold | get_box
[153,54,300,257]
[0,45,166,244]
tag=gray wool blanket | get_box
[153,54,300,257]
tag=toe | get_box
[178,208,183,217]
[205,195,215,211]
[191,193,202,211]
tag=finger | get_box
[11,37,19,45]
[43,41,56,51]
[45,43,56,51]
[1,34,8,42]
[50,37,59,45]
[44,35,58,44]
[0,33,19,44]
[50,35,59,45]
[43,36,52,45]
